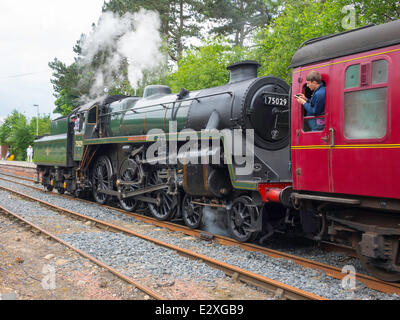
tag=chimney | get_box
[227,60,261,84]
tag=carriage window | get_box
[302,82,325,132]
[345,64,360,89]
[372,60,388,84]
[344,87,387,139]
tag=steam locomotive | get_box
[35,20,400,281]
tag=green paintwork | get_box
[50,117,68,135]
[33,133,68,166]
[34,93,257,190]
[108,97,138,136]
[73,134,84,161]
[107,94,191,138]
[122,110,147,135]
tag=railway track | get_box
[0,196,165,300]
[0,178,324,300]
[0,170,399,297]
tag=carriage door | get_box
[292,69,332,192]
[330,58,392,198]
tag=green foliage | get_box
[355,0,400,24]
[7,117,32,161]
[0,110,26,146]
[253,0,400,83]
[0,111,51,160]
[53,89,78,116]
[49,58,82,115]
[254,0,357,82]
[201,0,280,46]
[165,38,249,92]
[30,115,51,137]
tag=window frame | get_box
[301,82,327,133]
[87,105,98,125]
[342,56,391,143]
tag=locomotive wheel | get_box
[147,170,177,221]
[118,159,140,212]
[356,245,400,282]
[182,194,203,229]
[228,196,259,242]
[46,185,54,192]
[92,155,114,205]
[57,188,65,194]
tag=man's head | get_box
[306,71,322,91]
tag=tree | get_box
[201,0,280,47]
[254,0,357,82]
[0,110,26,146]
[165,38,249,92]
[7,117,32,161]
[253,0,400,83]
[48,58,82,115]
[354,0,400,24]
[30,115,51,138]
[0,111,50,160]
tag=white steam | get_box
[79,9,165,99]
[202,207,230,237]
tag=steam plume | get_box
[78,9,165,100]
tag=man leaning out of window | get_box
[294,71,326,131]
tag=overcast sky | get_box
[0,0,105,121]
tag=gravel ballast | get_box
[0,176,399,300]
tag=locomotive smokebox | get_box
[227,60,260,84]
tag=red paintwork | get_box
[257,182,291,203]
[291,44,400,200]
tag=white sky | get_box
[0,0,105,120]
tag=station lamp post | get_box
[33,104,39,136]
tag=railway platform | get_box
[0,160,36,168]
[0,160,37,178]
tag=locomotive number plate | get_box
[264,94,289,107]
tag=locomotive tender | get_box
[35,20,400,281]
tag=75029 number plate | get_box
[264,94,289,107]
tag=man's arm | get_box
[303,91,325,116]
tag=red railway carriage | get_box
[288,21,400,281]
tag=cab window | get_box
[88,105,98,124]
[344,60,388,140]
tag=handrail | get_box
[99,91,234,118]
